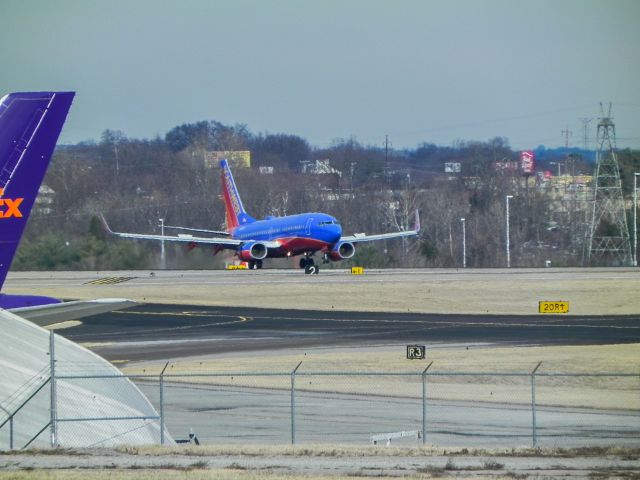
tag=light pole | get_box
[634,173,639,267]
[159,218,166,269]
[506,195,513,268]
[460,217,466,268]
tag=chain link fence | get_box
[132,368,637,448]
[2,337,639,449]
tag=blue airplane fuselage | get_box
[232,212,342,257]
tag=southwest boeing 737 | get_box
[104,159,420,273]
[0,91,135,322]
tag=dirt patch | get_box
[1,446,639,479]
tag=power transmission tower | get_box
[587,103,632,266]
[561,126,572,149]
[579,118,593,150]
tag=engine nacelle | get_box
[238,242,268,261]
[328,242,355,261]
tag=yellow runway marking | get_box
[104,310,252,335]
[85,276,137,285]
[43,320,83,330]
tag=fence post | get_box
[421,361,433,445]
[531,361,542,447]
[159,362,169,445]
[291,361,302,445]
[9,416,14,450]
[49,331,57,448]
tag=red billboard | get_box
[520,151,535,174]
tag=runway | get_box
[58,304,640,362]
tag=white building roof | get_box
[0,309,171,448]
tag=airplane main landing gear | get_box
[300,255,319,274]
[248,260,263,270]
[304,264,319,274]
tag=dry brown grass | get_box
[5,269,640,315]
[0,471,409,480]
[114,443,640,458]
[123,343,640,410]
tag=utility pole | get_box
[460,217,466,268]
[579,118,593,150]
[349,162,356,193]
[634,173,639,267]
[114,143,120,175]
[159,218,166,269]
[506,195,513,268]
[384,135,390,183]
[587,103,632,266]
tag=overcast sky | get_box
[2,0,639,150]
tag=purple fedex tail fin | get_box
[0,92,75,291]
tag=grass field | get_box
[5,268,640,315]
[124,343,640,410]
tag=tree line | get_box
[15,120,640,271]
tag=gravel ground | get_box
[1,447,640,478]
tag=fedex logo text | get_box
[0,189,24,219]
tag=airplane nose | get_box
[331,224,342,242]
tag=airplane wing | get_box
[340,229,419,243]
[8,298,138,327]
[164,225,230,236]
[101,215,242,247]
[340,210,421,243]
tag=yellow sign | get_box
[538,301,569,314]
[205,151,251,169]
[227,264,248,270]
[351,266,364,275]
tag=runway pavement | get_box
[134,381,640,447]
[58,303,640,362]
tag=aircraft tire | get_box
[300,258,308,269]
[256,260,263,269]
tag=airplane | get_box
[103,159,420,274]
[0,91,136,324]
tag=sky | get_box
[2,0,640,150]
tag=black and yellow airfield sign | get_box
[538,301,570,314]
[407,345,426,360]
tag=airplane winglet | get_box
[413,209,421,232]
[99,213,115,235]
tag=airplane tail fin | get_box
[219,159,255,231]
[0,92,75,289]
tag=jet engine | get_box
[238,242,268,261]
[328,241,355,261]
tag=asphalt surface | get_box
[58,304,640,362]
[134,382,640,447]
